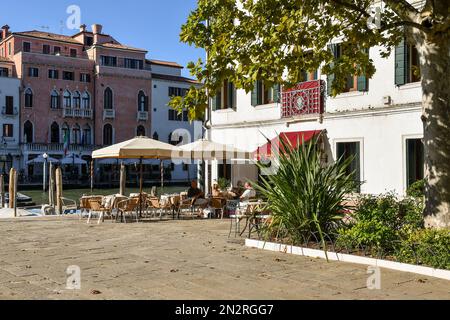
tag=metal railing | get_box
[137,111,149,121]
[103,109,116,120]
[21,143,96,153]
[1,106,18,116]
[281,80,326,118]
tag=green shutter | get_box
[251,81,258,106]
[228,82,235,109]
[273,84,280,103]
[327,44,338,96]
[357,48,369,92]
[395,38,408,86]
[211,95,217,111]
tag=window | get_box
[24,88,33,108]
[101,56,117,67]
[82,92,90,109]
[23,121,33,143]
[5,96,13,115]
[301,70,319,81]
[50,122,60,143]
[327,43,369,94]
[80,73,91,83]
[50,90,60,109]
[395,39,421,85]
[336,142,361,192]
[104,88,113,109]
[82,125,92,145]
[168,109,182,121]
[62,123,70,143]
[23,42,31,53]
[168,87,188,97]
[53,46,61,55]
[3,124,13,138]
[0,67,8,77]
[63,71,74,81]
[73,91,81,109]
[63,90,72,108]
[103,124,113,145]
[124,58,143,69]
[28,67,39,77]
[152,132,159,141]
[70,49,77,58]
[183,110,189,122]
[43,44,50,54]
[250,80,279,107]
[137,125,146,137]
[48,69,59,79]
[72,124,81,144]
[211,80,238,110]
[138,91,148,112]
[406,139,424,188]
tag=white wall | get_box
[151,64,182,77]
[0,76,21,151]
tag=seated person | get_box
[240,182,256,202]
[187,180,208,207]
[232,180,245,197]
[211,182,222,198]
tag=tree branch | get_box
[383,0,419,22]
[329,0,370,18]
[381,20,432,34]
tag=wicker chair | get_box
[88,198,110,224]
[116,197,140,223]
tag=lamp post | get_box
[43,153,48,192]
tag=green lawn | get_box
[22,186,188,206]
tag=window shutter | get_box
[251,81,258,106]
[211,95,217,111]
[395,38,408,86]
[211,88,221,111]
[357,48,369,92]
[227,82,235,109]
[327,44,338,96]
[144,95,149,111]
[273,84,280,103]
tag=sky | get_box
[0,0,204,77]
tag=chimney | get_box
[92,24,103,44]
[1,25,10,40]
[79,24,87,32]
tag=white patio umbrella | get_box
[26,155,60,165]
[179,139,251,161]
[60,154,87,165]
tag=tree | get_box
[172,0,450,228]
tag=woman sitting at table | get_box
[240,182,256,202]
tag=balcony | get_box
[63,108,93,119]
[103,109,116,120]
[2,107,19,117]
[137,111,149,121]
[21,143,96,153]
[281,80,326,118]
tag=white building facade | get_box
[0,62,21,173]
[206,42,424,196]
[148,60,203,183]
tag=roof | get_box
[14,31,82,44]
[147,59,183,69]
[99,42,147,52]
[152,73,201,85]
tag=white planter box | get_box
[245,239,450,281]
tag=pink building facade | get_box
[0,24,152,181]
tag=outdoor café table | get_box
[239,201,268,238]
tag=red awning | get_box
[254,130,322,160]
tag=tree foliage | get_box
[171,0,448,119]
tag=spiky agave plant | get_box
[253,134,357,252]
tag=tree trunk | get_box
[417,34,450,229]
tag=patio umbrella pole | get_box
[139,157,143,216]
[160,159,164,191]
[90,160,94,192]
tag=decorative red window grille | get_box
[281,80,326,118]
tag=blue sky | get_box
[0,0,204,77]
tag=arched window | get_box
[152,132,159,141]
[82,124,92,145]
[50,122,60,143]
[24,88,33,108]
[103,124,113,145]
[73,91,81,109]
[23,121,33,143]
[82,92,91,109]
[63,90,72,108]
[62,122,70,144]
[137,125,146,137]
[138,90,148,112]
[72,124,81,144]
[50,90,60,109]
[104,88,113,110]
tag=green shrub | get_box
[337,194,424,254]
[217,177,230,190]
[395,229,450,270]
[406,179,425,198]
[254,135,357,247]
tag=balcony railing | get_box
[2,107,19,116]
[281,80,326,118]
[103,109,116,120]
[63,108,93,119]
[137,111,149,121]
[21,143,96,153]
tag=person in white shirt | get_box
[240,182,256,201]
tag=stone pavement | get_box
[0,217,449,300]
